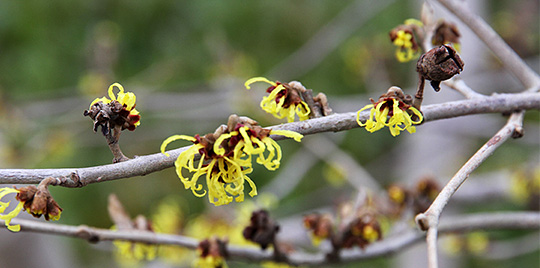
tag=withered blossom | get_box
[242,210,280,250]
[417,45,464,92]
[0,181,63,232]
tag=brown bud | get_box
[413,177,440,214]
[387,184,412,217]
[341,213,382,249]
[416,45,464,92]
[15,184,63,221]
[432,21,461,46]
[242,210,279,250]
[303,213,334,241]
[197,237,228,260]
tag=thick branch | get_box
[416,112,524,231]
[415,112,524,268]
[2,212,538,266]
[0,93,538,186]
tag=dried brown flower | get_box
[242,210,280,250]
[416,45,464,92]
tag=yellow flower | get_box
[161,125,302,206]
[111,224,158,266]
[245,77,311,122]
[362,225,379,243]
[389,19,423,62]
[466,232,489,255]
[0,188,24,232]
[357,98,423,136]
[393,30,419,62]
[194,238,229,268]
[262,261,295,268]
[89,83,141,130]
[193,255,228,268]
[388,186,404,203]
[151,199,193,265]
[113,240,158,263]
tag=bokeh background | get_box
[0,0,538,267]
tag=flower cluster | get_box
[113,238,157,264]
[303,213,334,246]
[242,209,280,250]
[389,19,424,62]
[161,115,303,206]
[510,166,540,210]
[245,77,311,122]
[444,232,489,256]
[194,237,229,268]
[386,177,440,216]
[341,213,382,249]
[0,184,63,232]
[108,194,158,265]
[84,83,141,135]
[356,86,423,136]
[303,210,383,251]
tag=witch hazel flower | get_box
[0,178,63,232]
[356,86,423,136]
[161,114,303,206]
[84,82,141,135]
[245,77,311,122]
[389,19,424,62]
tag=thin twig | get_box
[0,92,538,186]
[436,0,540,88]
[443,78,485,99]
[415,112,524,268]
[1,212,538,266]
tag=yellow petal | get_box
[269,129,304,142]
[160,135,197,157]
[213,132,234,156]
[245,77,277,89]
[356,104,375,127]
[404,18,424,27]
[108,83,125,101]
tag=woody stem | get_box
[413,75,425,110]
[106,125,130,163]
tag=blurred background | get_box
[0,0,538,267]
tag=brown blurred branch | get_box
[0,92,538,187]
[1,212,538,266]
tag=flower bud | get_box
[242,210,279,250]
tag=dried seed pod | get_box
[416,45,464,92]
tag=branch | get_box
[415,112,525,268]
[443,78,485,99]
[436,0,540,88]
[0,92,538,186]
[2,212,538,266]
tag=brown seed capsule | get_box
[416,44,464,92]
